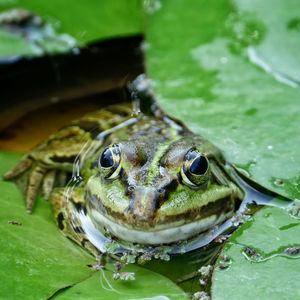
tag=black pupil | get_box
[100,149,114,168]
[190,155,208,175]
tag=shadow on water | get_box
[0,35,144,131]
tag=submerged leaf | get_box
[0,0,143,57]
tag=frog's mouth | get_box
[83,184,237,245]
[86,207,232,245]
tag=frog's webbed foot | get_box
[3,155,68,213]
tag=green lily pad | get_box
[211,205,300,300]
[0,152,95,299]
[145,0,300,200]
[0,0,143,57]
[54,264,188,300]
[0,151,189,299]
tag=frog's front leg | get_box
[3,125,99,212]
[4,156,52,212]
[50,187,100,257]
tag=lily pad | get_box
[54,264,188,300]
[211,205,300,300]
[0,151,188,299]
[0,151,95,299]
[0,0,143,57]
[145,0,300,200]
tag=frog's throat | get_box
[87,208,232,245]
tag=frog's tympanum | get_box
[5,76,244,257]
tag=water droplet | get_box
[143,0,162,14]
[220,56,228,64]
[72,47,80,55]
[140,41,150,51]
[131,99,141,117]
[274,178,284,186]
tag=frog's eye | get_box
[99,145,122,179]
[181,149,210,187]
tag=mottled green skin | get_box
[5,102,243,254]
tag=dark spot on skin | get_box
[74,226,85,233]
[126,192,136,214]
[76,120,103,139]
[234,197,242,212]
[46,128,78,145]
[91,159,98,169]
[77,120,100,132]
[73,202,87,215]
[119,170,130,195]
[51,155,78,163]
[81,238,89,248]
[163,179,179,193]
[158,179,179,207]
[88,193,107,214]
[57,212,64,230]
[36,169,45,175]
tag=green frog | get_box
[4,75,244,257]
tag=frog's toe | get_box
[3,156,33,180]
[57,171,68,187]
[42,170,56,200]
[26,165,46,213]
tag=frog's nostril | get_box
[128,185,135,192]
[157,188,165,195]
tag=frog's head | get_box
[85,137,243,245]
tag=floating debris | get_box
[284,246,300,255]
[113,272,135,281]
[0,8,77,56]
[8,220,22,226]
[245,247,258,257]
[192,291,210,300]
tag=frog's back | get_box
[3,102,135,211]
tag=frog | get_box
[4,75,244,258]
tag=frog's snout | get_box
[126,186,161,221]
